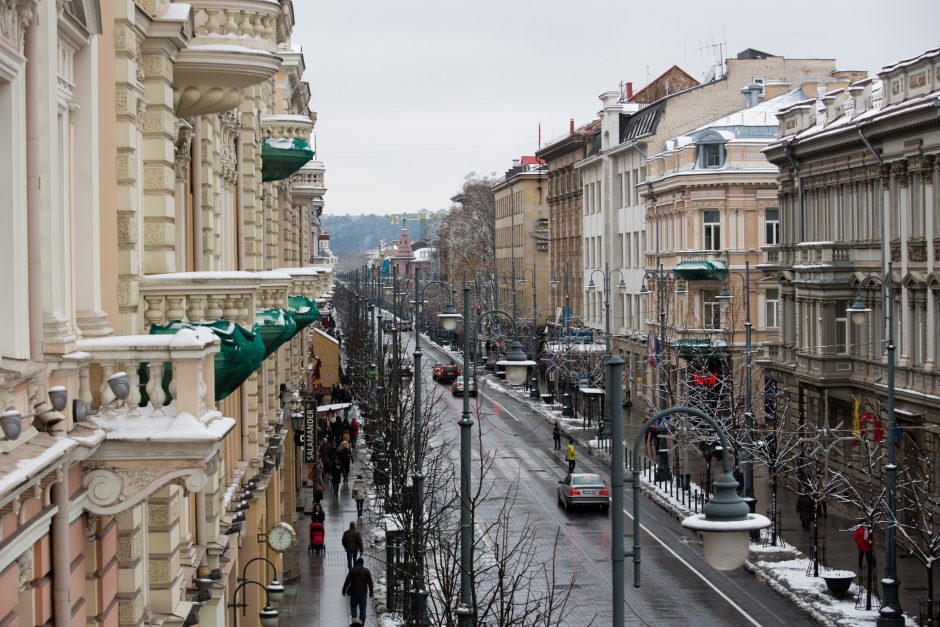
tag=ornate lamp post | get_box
[227,579,279,627]
[439,286,534,626]
[587,262,628,439]
[517,267,542,399]
[846,261,903,626]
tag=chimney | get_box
[570,118,575,134]
[512,159,521,168]
[626,82,634,100]
[848,78,874,117]
[741,83,762,108]
[599,91,622,150]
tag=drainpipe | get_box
[235,125,245,271]
[51,472,71,627]
[781,139,803,243]
[192,118,203,271]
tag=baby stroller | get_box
[308,522,325,555]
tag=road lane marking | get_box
[623,506,762,626]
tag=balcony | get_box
[290,160,327,205]
[173,0,283,118]
[261,114,315,181]
[77,331,236,515]
[672,251,728,281]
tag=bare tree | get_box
[895,444,940,623]
[433,175,497,284]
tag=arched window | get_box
[695,130,729,169]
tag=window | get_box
[911,173,924,238]
[700,143,723,168]
[703,290,721,330]
[835,301,848,355]
[765,209,779,245]
[765,289,779,328]
[704,211,721,250]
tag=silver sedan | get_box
[557,473,609,512]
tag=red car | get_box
[437,364,461,384]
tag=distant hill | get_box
[321,214,443,259]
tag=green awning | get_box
[261,138,314,182]
[149,321,265,401]
[287,295,321,330]
[256,308,298,359]
[673,260,728,281]
[673,338,725,359]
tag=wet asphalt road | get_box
[408,331,815,627]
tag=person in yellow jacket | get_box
[565,438,576,473]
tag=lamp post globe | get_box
[259,604,279,627]
[497,340,536,386]
[266,580,285,603]
[437,303,462,331]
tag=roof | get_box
[620,101,665,143]
[628,65,699,105]
[736,48,776,60]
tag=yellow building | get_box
[0,1,331,626]
[492,158,552,325]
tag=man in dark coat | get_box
[342,557,373,623]
[341,521,364,570]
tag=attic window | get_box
[699,143,725,168]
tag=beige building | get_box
[640,86,819,399]
[761,47,940,461]
[0,1,332,626]
[492,159,552,325]
[536,123,595,329]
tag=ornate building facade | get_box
[762,46,940,461]
[0,1,331,626]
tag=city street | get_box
[412,333,813,626]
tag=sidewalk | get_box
[278,467,381,627]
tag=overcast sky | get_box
[292,1,938,217]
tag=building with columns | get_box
[761,46,940,461]
[0,1,332,626]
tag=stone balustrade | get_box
[139,271,266,329]
[76,331,235,516]
[173,0,283,117]
[261,114,315,141]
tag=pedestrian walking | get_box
[310,502,325,524]
[350,416,360,449]
[853,521,875,572]
[352,475,366,517]
[313,479,325,506]
[341,557,373,623]
[552,421,561,450]
[318,437,332,465]
[341,522,364,570]
[796,494,813,532]
[565,438,576,473]
[330,457,343,497]
[339,441,352,483]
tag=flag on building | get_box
[648,333,659,367]
[852,395,861,442]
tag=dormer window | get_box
[702,144,723,167]
[695,130,728,169]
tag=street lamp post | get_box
[550,266,574,417]
[846,262,903,626]
[715,260,755,502]
[439,287,534,626]
[407,269,455,626]
[612,403,770,626]
[227,579,280,627]
[518,267,542,399]
[640,270,686,482]
[588,262,627,440]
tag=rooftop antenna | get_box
[699,34,727,81]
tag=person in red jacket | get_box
[853,522,875,572]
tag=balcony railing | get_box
[77,330,236,515]
[173,0,283,117]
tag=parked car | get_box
[557,473,609,512]
[431,363,444,381]
[397,320,413,332]
[436,364,460,384]
[400,359,414,378]
[382,319,397,333]
[451,377,477,397]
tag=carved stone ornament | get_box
[16,551,32,592]
[0,0,39,53]
[84,467,208,515]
